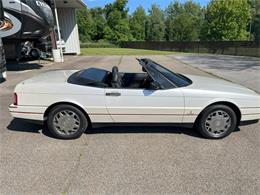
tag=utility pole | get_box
[53,0,64,62]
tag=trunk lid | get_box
[21,70,77,84]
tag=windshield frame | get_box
[138,58,192,89]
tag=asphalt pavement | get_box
[173,54,260,93]
[0,55,259,195]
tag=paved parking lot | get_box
[174,54,260,93]
[0,55,259,194]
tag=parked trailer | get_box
[0,0,54,59]
[0,0,7,81]
[0,37,6,81]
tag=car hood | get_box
[184,74,258,96]
[21,70,78,84]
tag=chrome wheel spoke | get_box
[205,110,231,136]
[53,110,81,136]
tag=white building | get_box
[51,0,86,55]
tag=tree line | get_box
[76,0,260,43]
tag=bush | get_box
[80,42,118,48]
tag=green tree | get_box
[129,6,146,40]
[104,19,132,41]
[201,0,251,41]
[89,8,106,41]
[146,4,165,41]
[248,0,260,40]
[103,0,133,42]
[76,8,93,42]
[165,1,203,41]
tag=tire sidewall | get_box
[30,49,40,59]
[47,105,88,139]
[197,105,237,139]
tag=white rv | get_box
[0,0,54,59]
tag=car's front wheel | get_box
[47,105,88,139]
[196,105,237,139]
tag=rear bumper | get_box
[9,104,46,121]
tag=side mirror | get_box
[150,81,161,90]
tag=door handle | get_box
[106,92,121,96]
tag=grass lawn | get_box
[80,48,177,55]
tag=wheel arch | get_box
[44,102,92,127]
[195,101,241,127]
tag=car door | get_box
[105,87,184,123]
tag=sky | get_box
[84,0,210,13]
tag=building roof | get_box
[52,0,87,9]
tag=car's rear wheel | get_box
[47,105,88,139]
[196,105,237,139]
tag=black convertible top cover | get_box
[68,68,110,87]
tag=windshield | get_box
[148,68,173,89]
[140,59,192,88]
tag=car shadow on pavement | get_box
[87,126,203,138]
[7,119,240,139]
[7,119,43,133]
[7,119,57,138]
[7,119,202,138]
[88,126,240,137]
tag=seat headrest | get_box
[112,66,119,83]
[112,66,118,73]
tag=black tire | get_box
[30,49,40,59]
[195,105,237,139]
[47,105,88,139]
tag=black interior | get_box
[110,66,151,89]
[69,59,192,89]
[68,66,152,89]
[121,72,151,88]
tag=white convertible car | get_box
[9,59,260,139]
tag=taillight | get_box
[13,93,18,106]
